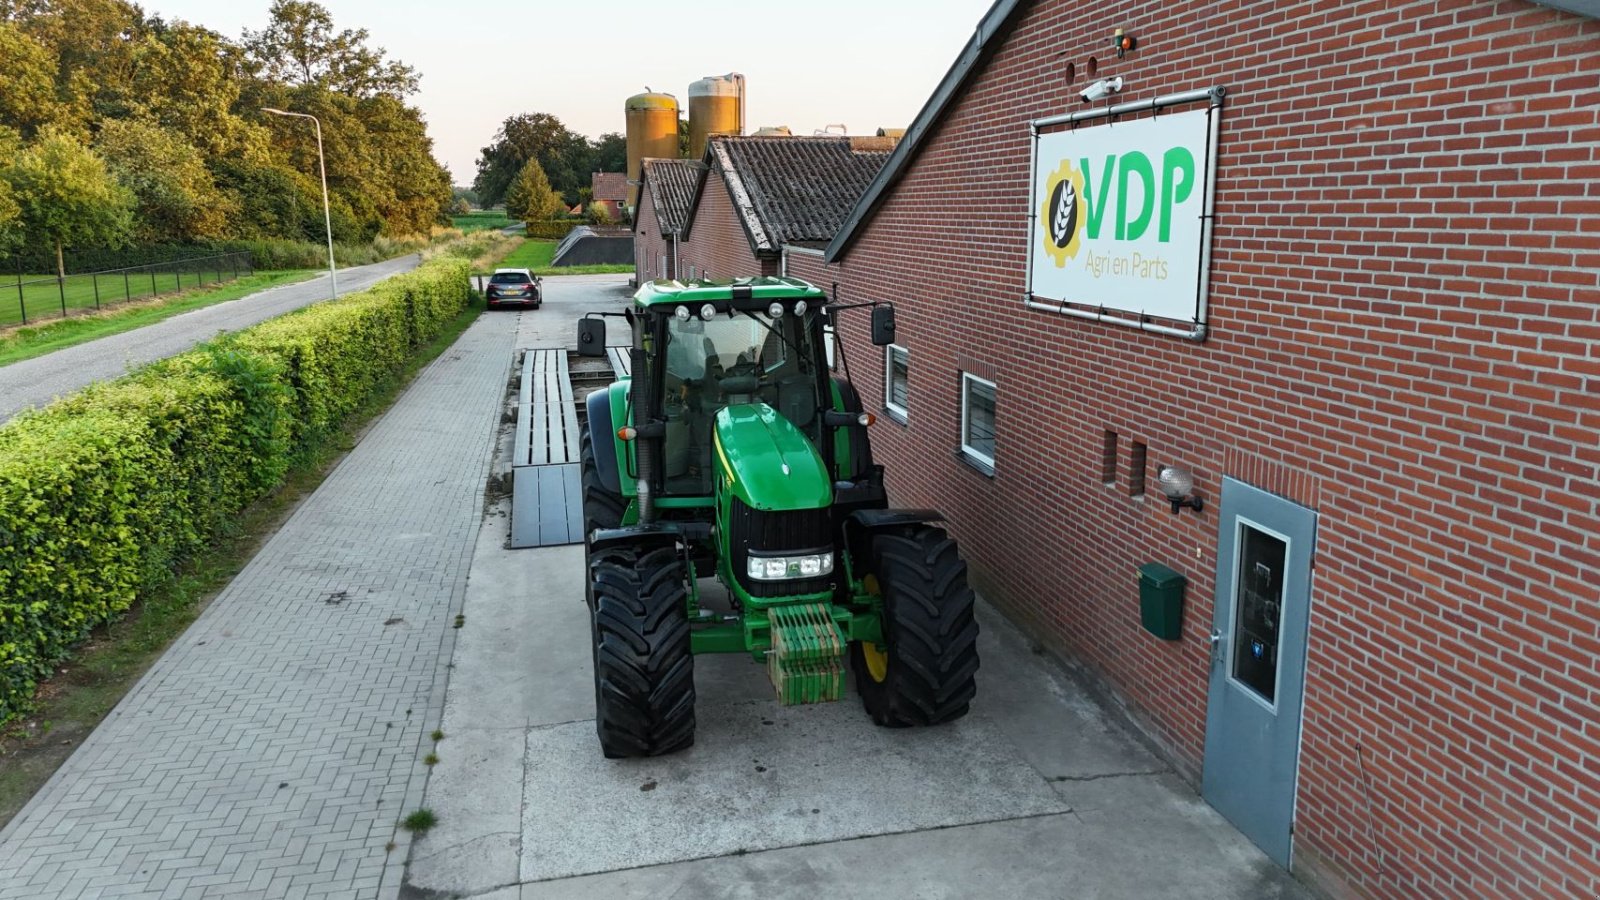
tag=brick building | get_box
[778,1,1598,896]
[589,171,628,222]
[647,135,894,285]
[633,158,706,282]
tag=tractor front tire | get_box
[581,429,626,536]
[590,546,696,757]
[851,525,980,727]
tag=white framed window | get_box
[659,254,667,278]
[960,372,996,473]
[884,344,909,422]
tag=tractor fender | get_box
[586,388,622,494]
[847,509,946,531]
[589,523,684,557]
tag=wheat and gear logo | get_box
[1040,159,1086,267]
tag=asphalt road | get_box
[0,254,420,423]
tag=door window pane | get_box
[1232,525,1287,704]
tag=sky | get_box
[146,0,992,184]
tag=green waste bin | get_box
[1138,563,1186,641]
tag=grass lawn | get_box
[452,210,516,232]
[496,238,633,276]
[498,239,555,269]
[0,262,268,328]
[0,271,314,368]
[0,294,485,830]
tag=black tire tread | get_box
[591,546,695,757]
[853,525,980,727]
[581,429,626,535]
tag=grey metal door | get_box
[1201,477,1317,868]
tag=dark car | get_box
[486,268,541,309]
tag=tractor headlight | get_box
[793,299,808,316]
[700,303,716,320]
[675,305,691,321]
[747,551,833,581]
[768,301,785,318]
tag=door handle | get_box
[1209,630,1225,665]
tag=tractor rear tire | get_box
[851,525,980,727]
[581,429,625,535]
[590,546,696,758]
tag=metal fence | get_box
[3,252,255,327]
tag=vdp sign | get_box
[1029,107,1214,324]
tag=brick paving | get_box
[0,312,516,898]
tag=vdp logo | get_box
[1040,160,1085,266]
[1038,146,1197,268]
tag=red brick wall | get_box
[825,1,1600,897]
[634,186,670,283]
[679,171,776,280]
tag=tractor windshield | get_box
[660,311,821,495]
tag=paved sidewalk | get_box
[0,254,420,423]
[0,311,519,898]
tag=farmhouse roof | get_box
[591,171,629,203]
[688,135,894,255]
[638,158,706,236]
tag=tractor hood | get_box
[712,403,831,511]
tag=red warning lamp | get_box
[1113,28,1137,58]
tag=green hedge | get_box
[522,219,581,240]
[0,257,471,724]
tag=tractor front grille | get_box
[728,497,834,598]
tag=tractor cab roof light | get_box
[699,303,716,320]
[794,299,808,316]
[674,305,691,321]
[767,302,785,318]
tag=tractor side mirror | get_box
[871,306,896,346]
[576,318,606,357]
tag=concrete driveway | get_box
[403,276,1308,900]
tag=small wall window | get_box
[884,344,909,422]
[659,254,667,278]
[960,372,997,473]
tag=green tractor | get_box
[575,277,978,758]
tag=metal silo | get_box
[625,90,680,209]
[687,73,745,160]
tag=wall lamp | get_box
[1157,465,1204,514]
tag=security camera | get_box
[1080,76,1124,104]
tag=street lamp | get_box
[262,108,338,300]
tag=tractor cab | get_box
[574,277,979,759]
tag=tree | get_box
[449,197,470,216]
[5,127,135,279]
[504,159,563,222]
[242,0,419,99]
[473,112,589,208]
[591,132,626,174]
[585,202,615,228]
[97,119,235,243]
[0,182,20,256]
[0,22,67,137]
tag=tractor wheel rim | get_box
[861,641,889,683]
